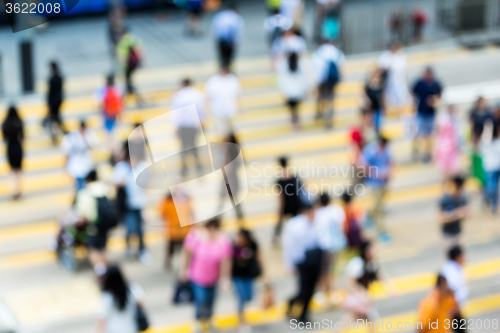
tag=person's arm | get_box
[219,257,232,291]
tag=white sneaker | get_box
[139,251,152,265]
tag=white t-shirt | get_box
[441,260,468,307]
[481,138,500,172]
[312,44,345,85]
[61,130,98,179]
[111,160,149,210]
[98,283,144,333]
[171,86,206,128]
[314,205,346,253]
[204,73,241,119]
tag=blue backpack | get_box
[326,60,340,85]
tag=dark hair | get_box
[182,78,192,87]
[206,218,221,229]
[50,61,59,74]
[86,170,98,182]
[360,241,372,263]
[238,228,256,247]
[106,74,115,86]
[2,106,22,137]
[319,193,330,207]
[278,156,288,168]
[288,52,298,73]
[342,191,353,204]
[271,9,279,15]
[378,134,389,146]
[452,175,465,190]
[436,274,447,288]
[79,120,86,130]
[102,266,129,311]
[226,132,238,145]
[448,246,463,261]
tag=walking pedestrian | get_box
[441,246,468,310]
[377,42,410,112]
[112,144,152,265]
[97,265,147,333]
[314,193,346,305]
[211,4,244,69]
[184,0,205,36]
[44,61,66,144]
[232,229,263,331]
[217,133,244,221]
[180,219,232,333]
[340,192,363,251]
[418,275,458,333]
[171,78,206,177]
[361,135,392,243]
[364,69,385,133]
[271,29,307,64]
[435,105,461,182]
[160,191,193,270]
[283,202,322,323]
[276,51,311,130]
[263,9,293,47]
[469,96,492,146]
[61,120,98,192]
[349,109,377,184]
[2,106,24,200]
[117,30,143,102]
[412,9,427,42]
[343,241,395,320]
[74,170,115,267]
[96,75,124,147]
[312,40,344,128]
[204,66,241,139]
[438,176,469,250]
[313,0,341,43]
[412,67,443,163]
[480,122,500,214]
[273,156,302,244]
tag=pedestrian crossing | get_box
[1,46,500,333]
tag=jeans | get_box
[125,209,145,251]
[75,178,86,192]
[373,108,383,133]
[486,170,500,211]
[191,282,217,320]
[233,277,254,313]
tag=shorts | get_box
[417,114,435,137]
[88,230,108,251]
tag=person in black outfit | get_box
[2,106,24,200]
[468,96,492,146]
[45,61,66,144]
[232,229,262,330]
[273,156,302,245]
[364,69,385,133]
[439,176,469,251]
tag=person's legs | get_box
[192,283,216,322]
[369,187,388,235]
[287,99,299,127]
[298,251,323,322]
[325,85,336,128]
[486,171,500,213]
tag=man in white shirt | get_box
[204,66,241,139]
[441,246,468,309]
[171,79,206,176]
[211,5,244,69]
[282,203,323,323]
[312,41,345,128]
[112,146,152,265]
[60,120,98,191]
[314,193,346,302]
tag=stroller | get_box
[55,210,90,272]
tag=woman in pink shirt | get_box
[181,219,232,331]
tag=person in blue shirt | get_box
[211,4,244,69]
[362,135,392,243]
[412,67,443,163]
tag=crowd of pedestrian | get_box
[1,1,499,333]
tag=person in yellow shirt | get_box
[159,191,193,270]
[418,274,459,333]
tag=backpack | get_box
[95,197,118,232]
[325,60,340,85]
[103,87,123,118]
[128,46,141,70]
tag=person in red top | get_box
[98,75,124,149]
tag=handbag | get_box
[173,281,194,304]
[135,303,149,332]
